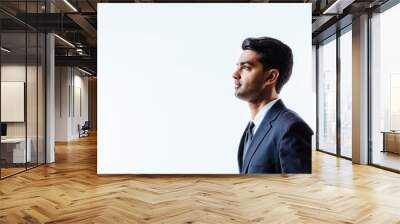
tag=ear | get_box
[264,69,279,86]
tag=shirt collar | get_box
[251,98,280,133]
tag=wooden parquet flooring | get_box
[1,134,400,223]
[0,167,26,178]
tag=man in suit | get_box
[233,37,313,174]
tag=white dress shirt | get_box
[251,98,280,135]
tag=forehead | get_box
[238,50,261,64]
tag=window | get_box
[318,37,337,154]
[370,3,400,171]
[340,29,352,158]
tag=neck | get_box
[248,93,278,120]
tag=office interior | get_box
[0,0,399,222]
[0,0,97,179]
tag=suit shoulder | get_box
[277,108,305,125]
[276,109,313,135]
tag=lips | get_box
[234,81,241,89]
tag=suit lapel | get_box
[242,100,286,173]
[238,122,251,172]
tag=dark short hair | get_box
[242,37,293,94]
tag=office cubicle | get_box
[0,1,46,179]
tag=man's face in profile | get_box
[233,50,268,102]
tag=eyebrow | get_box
[237,61,255,66]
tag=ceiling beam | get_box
[55,55,96,69]
[67,13,97,40]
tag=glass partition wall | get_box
[0,2,46,179]
[0,31,27,177]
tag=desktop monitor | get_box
[1,123,7,137]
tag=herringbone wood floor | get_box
[1,134,400,224]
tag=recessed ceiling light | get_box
[54,34,75,48]
[1,47,11,53]
[78,67,93,76]
[63,0,78,12]
[323,0,354,15]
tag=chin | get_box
[234,90,241,97]
[234,91,247,101]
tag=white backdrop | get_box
[98,3,313,174]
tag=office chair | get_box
[79,121,90,138]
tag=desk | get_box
[381,131,400,154]
[1,138,32,163]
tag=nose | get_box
[232,67,241,80]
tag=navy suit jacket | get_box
[238,99,313,174]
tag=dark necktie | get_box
[242,121,255,164]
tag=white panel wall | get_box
[55,67,89,141]
[55,67,69,141]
